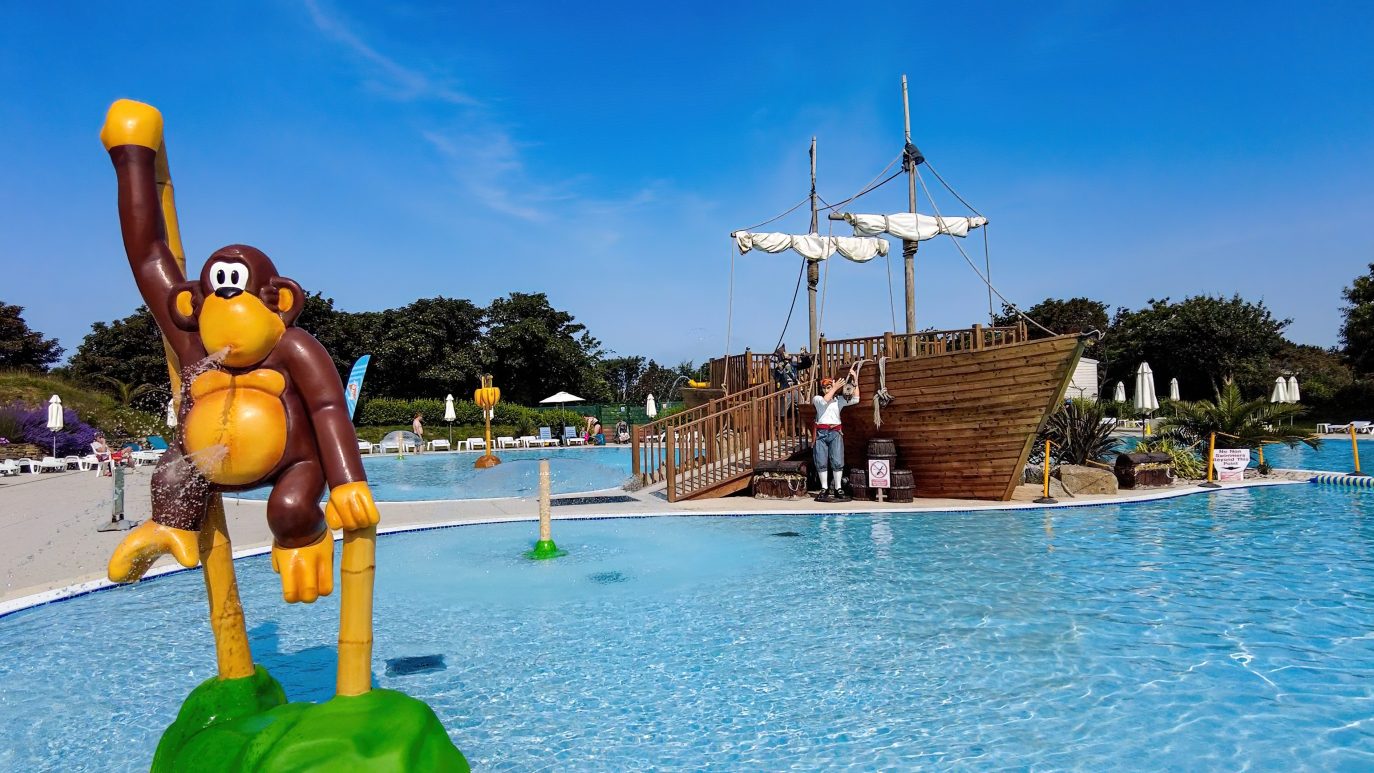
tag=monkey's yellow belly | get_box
[185,370,288,486]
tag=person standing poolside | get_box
[412,412,424,452]
[812,363,861,502]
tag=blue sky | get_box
[3,1,1371,367]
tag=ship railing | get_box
[662,381,810,502]
[632,380,769,486]
[816,322,1028,378]
[707,351,775,394]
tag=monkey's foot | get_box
[101,99,164,151]
[108,521,200,583]
[325,481,381,531]
[271,532,334,604]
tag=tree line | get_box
[12,263,1374,417]
[0,292,704,411]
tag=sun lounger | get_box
[467,437,486,451]
[1330,421,1372,434]
[531,427,558,447]
[0,460,18,476]
[15,458,40,474]
[132,449,166,466]
[518,435,539,448]
[563,426,585,446]
[497,436,519,449]
[428,439,451,451]
[39,456,66,472]
[357,439,374,454]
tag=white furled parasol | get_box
[1113,381,1127,403]
[166,397,177,428]
[444,394,456,444]
[46,394,63,456]
[1169,378,1180,401]
[1286,376,1300,403]
[646,394,658,419]
[1134,363,1159,436]
[1270,377,1289,404]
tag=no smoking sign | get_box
[868,459,891,489]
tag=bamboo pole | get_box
[1034,439,1056,504]
[157,135,254,679]
[1352,425,1364,476]
[336,525,376,696]
[1200,432,1221,488]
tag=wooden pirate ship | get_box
[633,77,1086,502]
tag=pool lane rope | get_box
[1309,472,1374,489]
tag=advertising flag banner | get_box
[345,355,371,421]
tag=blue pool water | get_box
[232,447,631,502]
[3,485,1373,769]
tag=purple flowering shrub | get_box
[0,402,99,456]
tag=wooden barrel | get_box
[867,438,897,461]
[890,468,914,488]
[847,467,870,501]
[888,486,915,503]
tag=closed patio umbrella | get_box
[1169,378,1180,401]
[1134,363,1159,436]
[46,394,63,456]
[1286,376,1300,403]
[645,394,658,419]
[444,394,456,444]
[1270,377,1289,404]
[166,397,177,428]
[1113,381,1126,403]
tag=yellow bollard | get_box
[1034,439,1057,504]
[1200,431,1221,488]
[1353,425,1365,476]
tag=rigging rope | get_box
[773,256,806,353]
[924,160,984,217]
[732,194,812,234]
[913,169,1058,338]
[724,240,736,360]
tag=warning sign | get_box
[868,459,891,489]
[1213,448,1249,482]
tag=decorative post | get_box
[525,460,567,560]
[1352,424,1365,476]
[474,374,501,469]
[1034,440,1057,504]
[1200,432,1221,488]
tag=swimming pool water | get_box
[232,447,631,502]
[3,485,1373,769]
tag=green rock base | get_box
[152,666,468,772]
[524,539,567,560]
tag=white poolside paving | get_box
[0,457,1308,606]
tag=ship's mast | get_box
[807,136,820,354]
[901,74,918,335]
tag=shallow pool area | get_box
[230,447,631,502]
[3,484,1373,769]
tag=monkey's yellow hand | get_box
[108,521,200,583]
[101,99,164,152]
[271,532,335,604]
[325,482,381,531]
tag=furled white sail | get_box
[732,232,889,263]
[842,212,988,241]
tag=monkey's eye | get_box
[207,260,250,293]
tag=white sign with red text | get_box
[1213,448,1249,482]
[868,459,891,489]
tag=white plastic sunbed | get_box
[563,427,585,446]
[428,439,451,451]
[497,436,519,449]
[467,437,486,451]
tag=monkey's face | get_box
[170,246,303,368]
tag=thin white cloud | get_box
[302,0,476,106]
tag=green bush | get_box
[355,398,592,437]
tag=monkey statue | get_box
[100,100,380,606]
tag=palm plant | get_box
[1155,381,1319,451]
[1033,398,1121,465]
[95,375,157,407]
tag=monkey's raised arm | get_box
[101,100,200,364]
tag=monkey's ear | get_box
[168,282,201,331]
[267,277,305,327]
